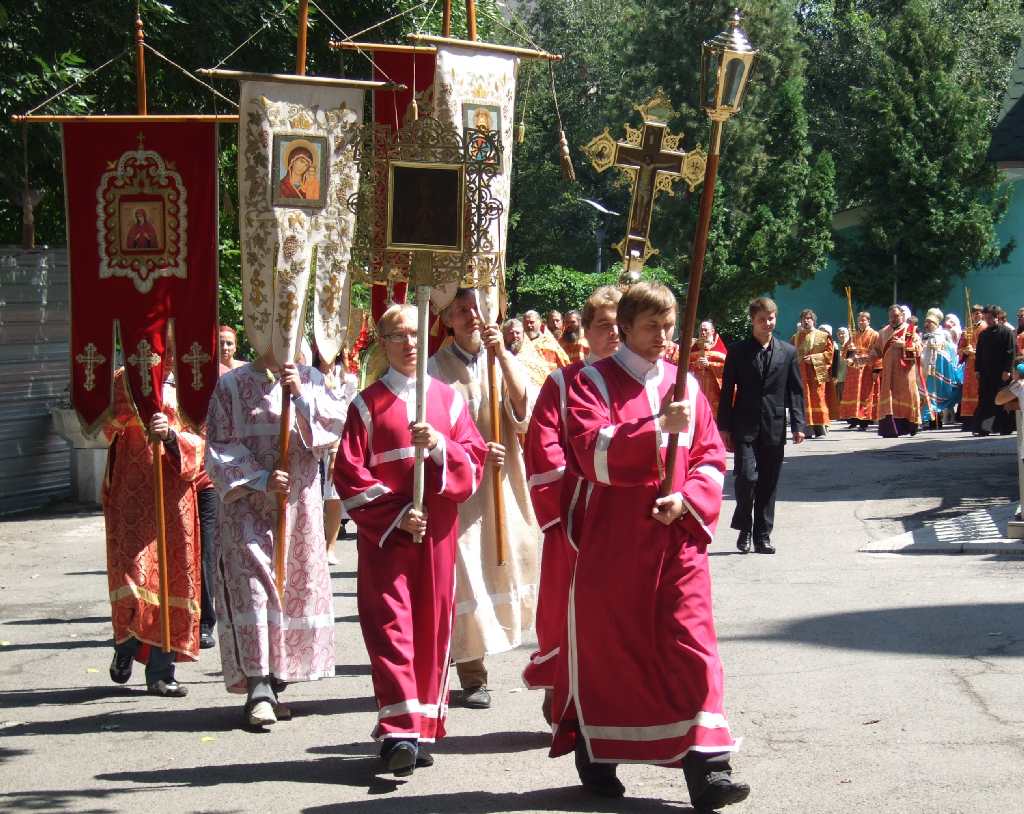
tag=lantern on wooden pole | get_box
[660,9,759,498]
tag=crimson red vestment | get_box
[522,361,585,690]
[550,345,737,765]
[335,368,487,742]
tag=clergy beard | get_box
[562,328,579,343]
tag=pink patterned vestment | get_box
[205,363,348,693]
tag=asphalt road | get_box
[1,424,1022,813]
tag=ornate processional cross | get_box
[127,339,161,397]
[181,342,212,390]
[583,90,707,278]
[76,343,106,392]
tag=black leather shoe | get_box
[575,737,625,798]
[199,628,216,649]
[754,537,775,555]
[736,531,752,554]
[461,685,491,709]
[109,652,133,684]
[147,679,188,698]
[415,748,434,768]
[691,771,751,812]
[382,740,417,777]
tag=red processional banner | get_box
[63,121,219,433]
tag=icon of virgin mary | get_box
[278,141,321,201]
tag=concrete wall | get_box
[771,177,1024,334]
[0,247,72,514]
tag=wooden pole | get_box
[135,9,171,653]
[152,443,172,652]
[486,344,509,565]
[135,12,147,115]
[460,6,506,565]
[13,114,239,124]
[659,120,722,498]
[296,0,309,76]
[272,2,311,602]
[412,284,431,542]
[407,35,562,62]
[275,389,292,600]
[443,0,452,37]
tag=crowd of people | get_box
[95,286,1024,811]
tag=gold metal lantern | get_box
[699,9,759,151]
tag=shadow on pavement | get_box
[0,746,31,765]
[303,787,691,813]
[94,757,690,813]
[309,729,550,760]
[333,664,371,677]
[1,692,377,735]
[723,602,1024,657]
[2,616,109,626]
[0,685,138,708]
[0,638,111,653]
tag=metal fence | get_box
[0,247,71,515]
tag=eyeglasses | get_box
[381,332,418,345]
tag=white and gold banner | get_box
[430,44,518,319]
[238,80,363,365]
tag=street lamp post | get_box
[579,197,620,276]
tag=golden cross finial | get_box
[582,91,707,279]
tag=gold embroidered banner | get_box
[238,81,363,365]
[430,44,518,319]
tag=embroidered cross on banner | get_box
[76,342,107,391]
[181,342,212,390]
[127,339,161,397]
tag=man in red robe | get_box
[335,303,488,776]
[958,304,984,429]
[103,362,204,697]
[522,285,622,724]
[550,281,748,811]
[558,309,590,363]
[688,319,728,416]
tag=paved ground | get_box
[1,423,1023,813]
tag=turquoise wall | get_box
[771,177,1023,334]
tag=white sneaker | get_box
[247,700,277,727]
[327,549,339,565]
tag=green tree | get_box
[826,0,1016,307]
[509,0,837,329]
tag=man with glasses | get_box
[334,303,488,776]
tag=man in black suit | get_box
[974,305,1016,436]
[717,297,806,554]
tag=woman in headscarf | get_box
[920,307,963,429]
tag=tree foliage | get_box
[510,0,837,329]
[0,0,1020,325]
[808,0,1020,308]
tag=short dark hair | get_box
[748,297,777,318]
[799,308,816,322]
